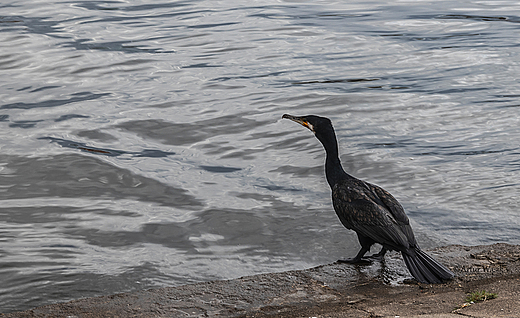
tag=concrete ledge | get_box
[2,243,520,317]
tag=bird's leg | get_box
[365,247,387,261]
[337,235,377,264]
[337,245,371,264]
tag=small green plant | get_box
[466,290,497,303]
[453,290,498,312]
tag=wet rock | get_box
[2,243,520,318]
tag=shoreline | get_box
[2,243,520,317]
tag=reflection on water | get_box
[40,137,177,157]
[116,115,270,146]
[2,0,520,313]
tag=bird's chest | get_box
[331,198,357,229]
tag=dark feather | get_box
[283,114,455,283]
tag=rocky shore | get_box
[2,243,520,317]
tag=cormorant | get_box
[282,114,454,284]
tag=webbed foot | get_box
[337,258,371,265]
[364,253,385,261]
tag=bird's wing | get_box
[366,182,418,246]
[332,181,411,250]
[365,182,409,225]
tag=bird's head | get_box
[282,114,335,142]
[283,114,344,187]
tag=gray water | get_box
[1,0,520,313]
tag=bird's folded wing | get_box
[333,187,410,250]
[367,183,410,225]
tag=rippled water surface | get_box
[2,0,520,312]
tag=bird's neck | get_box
[319,132,350,189]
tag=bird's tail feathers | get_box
[402,248,454,284]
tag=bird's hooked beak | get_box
[282,114,315,133]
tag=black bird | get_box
[282,114,454,284]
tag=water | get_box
[1,0,520,312]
